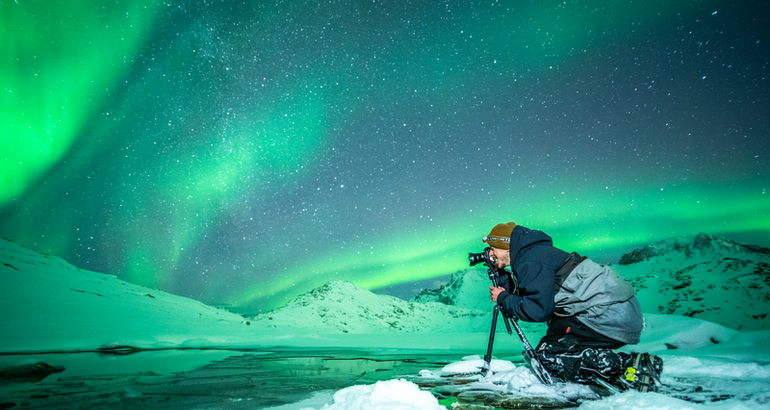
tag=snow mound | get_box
[630,313,739,352]
[428,357,599,407]
[666,356,770,378]
[311,379,445,410]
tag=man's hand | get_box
[489,286,505,303]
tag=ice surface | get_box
[441,357,516,376]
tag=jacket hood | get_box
[509,226,554,266]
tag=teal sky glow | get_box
[2,0,768,313]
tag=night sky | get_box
[2,0,768,314]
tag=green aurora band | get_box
[224,179,769,311]
[2,0,768,313]
[1,1,165,205]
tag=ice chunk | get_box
[441,359,516,376]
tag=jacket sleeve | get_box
[497,261,555,322]
[494,269,512,290]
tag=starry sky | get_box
[2,0,768,314]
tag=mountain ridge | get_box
[619,232,770,265]
[255,232,770,333]
[613,233,770,330]
[250,280,491,333]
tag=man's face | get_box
[489,247,510,269]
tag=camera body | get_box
[468,247,495,268]
[469,247,512,289]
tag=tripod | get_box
[474,251,554,384]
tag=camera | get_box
[469,247,494,267]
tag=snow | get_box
[311,379,446,410]
[612,233,770,331]
[301,335,770,410]
[440,355,517,376]
[251,280,490,334]
[0,239,258,353]
[413,268,496,311]
[2,236,770,409]
[630,314,739,352]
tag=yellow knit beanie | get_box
[484,222,517,249]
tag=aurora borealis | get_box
[2,0,768,314]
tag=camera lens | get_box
[469,247,494,267]
[468,252,485,266]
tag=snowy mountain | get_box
[250,280,490,333]
[2,232,768,355]
[412,268,495,311]
[250,233,770,335]
[0,238,256,353]
[612,233,770,331]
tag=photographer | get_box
[483,222,662,392]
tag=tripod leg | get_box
[509,317,555,385]
[482,305,501,376]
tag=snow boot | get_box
[618,353,663,392]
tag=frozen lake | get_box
[3,343,770,409]
[0,347,497,409]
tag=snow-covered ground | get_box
[2,235,770,409]
[294,315,770,410]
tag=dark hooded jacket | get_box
[496,225,643,344]
[495,226,569,322]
